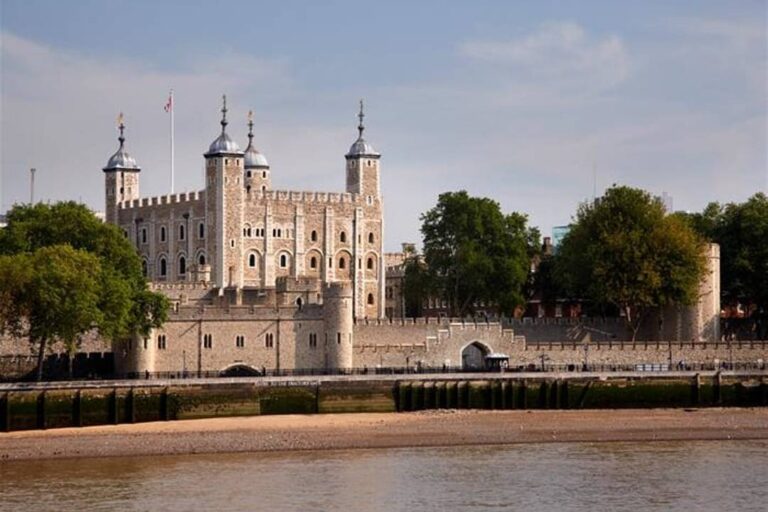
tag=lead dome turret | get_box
[103,114,140,171]
[204,95,244,157]
[244,110,269,169]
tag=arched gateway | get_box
[461,341,491,370]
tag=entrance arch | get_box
[461,341,491,370]
[219,364,262,377]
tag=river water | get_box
[1,441,766,511]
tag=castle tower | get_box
[243,110,271,193]
[324,282,354,370]
[204,95,245,290]
[344,100,385,319]
[345,100,381,199]
[103,113,140,224]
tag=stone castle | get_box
[0,96,749,379]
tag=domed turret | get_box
[244,110,269,169]
[204,95,244,157]
[244,110,271,192]
[103,114,140,171]
[103,113,141,224]
[345,99,380,158]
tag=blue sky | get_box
[1,1,765,250]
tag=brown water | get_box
[1,441,767,511]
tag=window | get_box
[203,334,213,349]
[262,171,267,179]
[244,224,252,237]
[157,334,167,350]
[261,185,266,191]
[367,257,374,270]
[368,232,374,244]
[367,293,375,305]
[309,333,317,348]
[160,226,166,242]
[179,224,185,241]
[198,254,206,266]
[141,228,147,244]
[246,185,251,193]
[249,253,257,267]
[141,259,148,277]
[340,231,346,243]
[199,223,205,239]
[310,256,317,269]
[280,254,287,268]
[246,170,252,178]
[178,256,186,275]
[336,332,341,344]
[310,230,317,242]
[159,257,167,277]
[338,257,345,270]
[265,333,274,348]
[235,335,245,348]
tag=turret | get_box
[324,282,354,370]
[103,113,140,224]
[244,110,271,192]
[345,100,381,200]
[204,95,245,290]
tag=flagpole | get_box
[170,89,175,194]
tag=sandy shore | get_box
[1,408,767,461]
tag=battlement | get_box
[120,190,205,209]
[245,189,362,205]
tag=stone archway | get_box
[219,364,262,377]
[461,341,491,370]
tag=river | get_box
[1,440,766,511]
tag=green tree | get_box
[677,193,768,337]
[555,186,705,340]
[418,191,532,317]
[0,202,168,380]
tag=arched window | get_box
[141,259,148,277]
[262,171,267,179]
[246,185,251,193]
[198,223,205,239]
[311,230,317,242]
[160,226,166,242]
[246,170,252,178]
[367,257,374,270]
[367,293,375,305]
[179,224,185,241]
[198,253,206,266]
[261,185,266,191]
[368,232,374,244]
[249,253,257,267]
[159,257,167,277]
[141,228,147,244]
[340,231,346,243]
[338,257,345,270]
[178,256,186,275]
[280,254,287,268]
[310,256,317,269]
[244,224,252,237]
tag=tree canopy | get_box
[678,193,768,311]
[0,202,168,379]
[555,186,705,339]
[415,191,536,317]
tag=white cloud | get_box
[459,22,631,90]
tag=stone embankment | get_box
[0,371,766,433]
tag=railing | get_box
[3,361,766,383]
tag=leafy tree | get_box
[555,186,705,340]
[0,202,168,380]
[418,191,532,317]
[402,250,430,318]
[679,194,768,338]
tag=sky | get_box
[1,0,766,250]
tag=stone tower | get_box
[103,113,140,225]
[243,110,271,193]
[345,100,381,199]
[204,95,245,290]
[344,100,385,319]
[324,282,354,369]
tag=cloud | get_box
[458,22,631,90]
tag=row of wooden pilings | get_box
[396,380,572,412]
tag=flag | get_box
[164,92,173,113]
